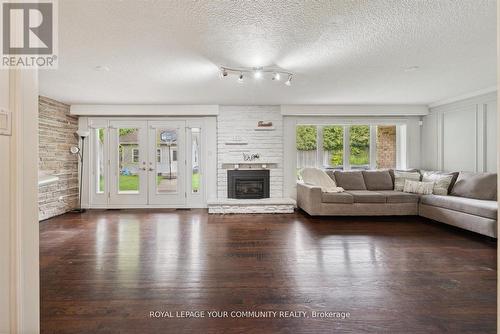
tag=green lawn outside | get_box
[100,173,201,192]
[349,148,369,166]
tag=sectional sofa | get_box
[297,169,497,238]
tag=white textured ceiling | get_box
[39,0,497,105]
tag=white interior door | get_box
[109,120,148,205]
[148,121,186,206]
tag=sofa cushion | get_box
[334,171,367,190]
[394,170,421,191]
[345,190,386,203]
[376,190,419,203]
[321,192,354,204]
[362,170,394,190]
[420,194,497,219]
[421,170,458,195]
[450,172,497,200]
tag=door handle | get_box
[139,167,146,171]
[149,168,155,172]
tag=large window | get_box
[297,124,400,172]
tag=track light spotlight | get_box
[238,73,244,82]
[272,72,281,81]
[253,68,263,79]
[285,74,293,86]
[219,67,228,78]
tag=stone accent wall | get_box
[38,96,79,220]
[376,125,396,169]
[217,106,283,198]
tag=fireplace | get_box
[227,170,270,199]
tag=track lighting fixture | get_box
[218,65,293,86]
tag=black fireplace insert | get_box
[227,169,270,199]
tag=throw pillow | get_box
[421,171,454,195]
[301,168,344,193]
[450,172,497,200]
[333,171,367,190]
[362,170,394,190]
[394,171,421,191]
[403,179,434,195]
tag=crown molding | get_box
[71,104,219,116]
[280,104,428,116]
[428,86,497,109]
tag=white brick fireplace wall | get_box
[210,105,294,213]
[217,105,284,199]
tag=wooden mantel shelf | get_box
[221,162,278,169]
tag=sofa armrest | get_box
[297,182,322,215]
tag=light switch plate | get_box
[0,109,12,136]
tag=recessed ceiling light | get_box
[404,66,419,72]
[94,65,110,72]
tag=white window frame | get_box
[295,118,407,171]
[157,148,162,163]
[132,148,139,163]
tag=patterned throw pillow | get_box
[403,180,434,195]
[394,171,421,191]
[421,171,454,195]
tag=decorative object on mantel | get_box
[255,121,275,131]
[243,153,260,161]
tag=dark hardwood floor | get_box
[40,210,497,334]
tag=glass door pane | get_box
[191,128,201,194]
[155,128,178,194]
[349,125,370,170]
[118,128,141,193]
[109,120,147,206]
[148,121,186,206]
[96,128,105,193]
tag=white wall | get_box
[421,91,497,172]
[0,70,40,334]
[217,106,284,198]
[0,69,11,334]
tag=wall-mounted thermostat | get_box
[0,109,12,136]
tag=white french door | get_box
[88,117,208,208]
[107,120,187,206]
[147,121,186,206]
